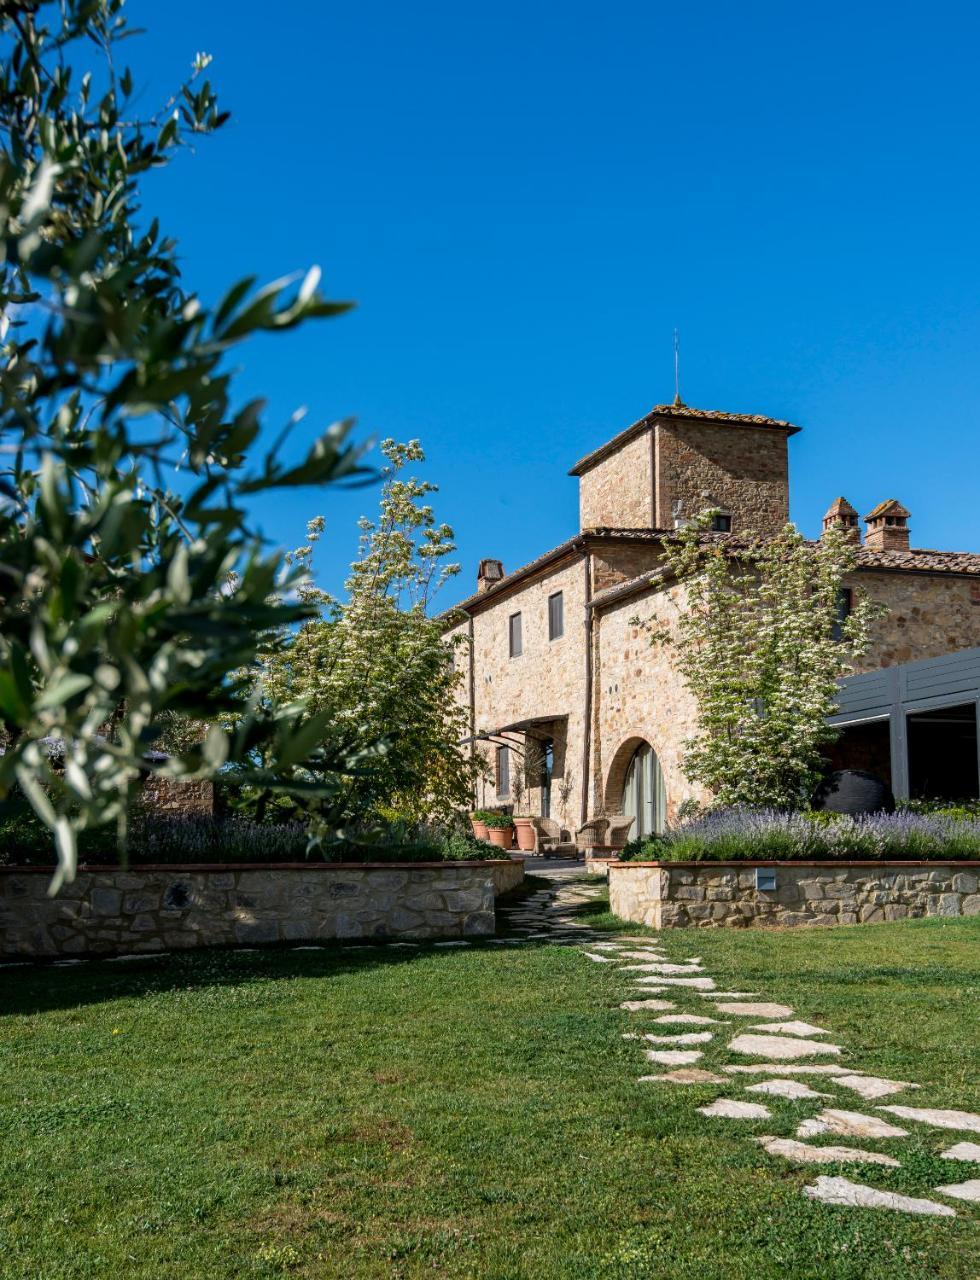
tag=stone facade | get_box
[608,860,980,929]
[0,858,525,957]
[654,418,790,535]
[445,397,980,830]
[578,427,653,531]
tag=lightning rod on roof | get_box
[673,328,682,406]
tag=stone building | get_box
[443,401,980,836]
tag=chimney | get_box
[477,558,505,593]
[821,496,860,544]
[863,499,910,552]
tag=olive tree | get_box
[0,1,371,886]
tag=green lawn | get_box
[1,879,978,1279]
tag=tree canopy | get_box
[0,0,371,886]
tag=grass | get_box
[1,876,978,1279]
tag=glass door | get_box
[623,742,666,837]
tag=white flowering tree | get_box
[255,440,480,826]
[636,520,886,810]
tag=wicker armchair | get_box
[605,814,635,849]
[529,816,576,857]
[574,817,608,854]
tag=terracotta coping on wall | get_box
[0,858,525,875]
[608,859,980,868]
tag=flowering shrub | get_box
[619,807,980,863]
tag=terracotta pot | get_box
[486,825,514,850]
[512,817,537,852]
[470,816,489,841]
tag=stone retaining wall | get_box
[608,860,980,929]
[0,858,525,958]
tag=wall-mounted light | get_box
[755,868,777,892]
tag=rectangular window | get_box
[711,513,732,532]
[548,591,564,640]
[832,587,853,642]
[509,612,522,657]
[496,745,510,795]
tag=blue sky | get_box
[134,0,980,601]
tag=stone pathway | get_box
[498,874,980,1222]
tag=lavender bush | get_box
[620,807,980,863]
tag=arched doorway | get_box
[622,741,666,838]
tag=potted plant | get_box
[483,813,515,850]
[470,810,491,841]
[511,740,544,852]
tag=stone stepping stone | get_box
[803,1176,955,1217]
[830,1075,918,1100]
[581,952,619,962]
[748,1021,831,1038]
[628,986,668,994]
[879,1106,980,1134]
[586,942,622,951]
[698,1099,771,1120]
[712,1002,793,1018]
[729,1034,842,1061]
[616,950,670,961]
[934,1179,980,1204]
[616,935,662,943]
[639,1068,727,1085]
[642,1031,714,1046]
[698,991,760,1000]
[797,1110,908,1140]
[644,1048,704,1066]
[941,1142,980,1162]
[653,1013,722,1026]
[725,1064,853,1076]
[620,962,704,974]
[620,999,676,1012]
[433,941,470,947]
[747,1079,831,1101]
[52,959,87,966]
[757,1136,900,1167]
[293,946,325,950]
[638,976,716,989]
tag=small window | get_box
[548,591,564,640]
[711,513,732,532]
[496,745,510,795]
[509,612,522,657]
[832,587,853,642]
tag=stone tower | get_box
[569,402,800,536]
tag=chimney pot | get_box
[863,499,910,552]
[822,497,860,544]
[477,558,505,593]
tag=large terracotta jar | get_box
[512,817,537,852]
[470,814,489,841]
[486,824,514,850]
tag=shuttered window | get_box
[548,591,564,640]
[832,587,853,642]
[509,612,522,657]
[496,745,510,795]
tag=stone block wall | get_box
[578,429,654,531]
[608,860,980,929]
[0,858,525,958]
[137,775,214,817]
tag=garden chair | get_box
[530,816,577,858]
[574,817,608,854]
[605,815,635,849]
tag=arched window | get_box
[622,742,666,837]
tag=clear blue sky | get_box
[134,0,980,601]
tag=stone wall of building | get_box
[609,859,980,929]
[578,429,654,531]
[655,420,790,535]
[467,554,589,824]
[590,580,710,824]
[590,541,662,595]
[854,570,980,671]
[0,858,525,957]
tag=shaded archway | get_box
[605,736,666,838]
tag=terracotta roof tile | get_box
[569,402,801,476]
[442,528,980,623]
